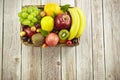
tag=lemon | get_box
[44,3,63,17]
[41,16,54,32]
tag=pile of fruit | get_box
[18,3,86,47]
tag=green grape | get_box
[29,22,34,27]
[28,15,34,20]
[19,6,41,26]
[19,18,24,22]
[38,9,41,14]
[22,7,27,12]
[31,12,37,17]
[32,6,38,11]
[34,11,39,15]
[22,12,28,19]
[37,15,41,20]
[18,12,22,17]
[32,17,38,23]
[22,19,30,25]
[27,6,33,13]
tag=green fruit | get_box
[22,12,28,19]
[29,22,34,27]
[18,12,22,17]
[19,18,24,22]
[18,6,42,26]
[32,6,38,11]
[28,15,34,20]
[22,7,27,12]
[31,12,37,17]
[32,33,44,46]
[22,19,30,25]
[32,17,37,23]
[58,29,69,40]
[27,6,33,13]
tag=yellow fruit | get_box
[30,26,36,32]
[68,8,80,40]
[20,31,26,37]
[36,29,41,32]
[44,3,63,17]
[75,7,86,38]
[41,16,54,32]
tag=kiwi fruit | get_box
[32,33,44,46]
[58,29,69,40]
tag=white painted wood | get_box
[76,0,93,80]
[91,0,105,80]
[3,0,21,80]
[41,1,61,80]
[22,0,42,80]
[0,0,3,80]
[60,0,76,80]
[103,0,120,80]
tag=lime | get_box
[41,16,54,32]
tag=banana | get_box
[68,8,80,40]
[75,7,86,38]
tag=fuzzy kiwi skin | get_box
[32,33,45,46]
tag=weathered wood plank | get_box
[0,0,3,80]
[3,0,21,80]
[91,0,105,80]
[76,0,93,80]
[61,47,76,80]
[22,47,41,80]
[103,0,120,80]
[42,47,61,80]
[22,0,42,80]
[60,0,76,80]
[41,1,61,80]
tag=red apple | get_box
[24,28,35,37]
[55,13,71,30]
[45,33,59,46]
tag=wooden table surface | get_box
[0,0,120,80]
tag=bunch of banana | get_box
[68,7,86,40]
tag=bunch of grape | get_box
[18,6,41,27]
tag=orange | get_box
[44,3,63,17]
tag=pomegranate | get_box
[45,33,59,46]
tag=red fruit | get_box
[66,40,72,46]
[24,28,35,37]
[55,13,71,30]
[45,33,59,46]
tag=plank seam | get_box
[1,0,4,79]
[90,0,94,80]
[102,0,106,80]
[60,47,62,80]
[41,47,42,80]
